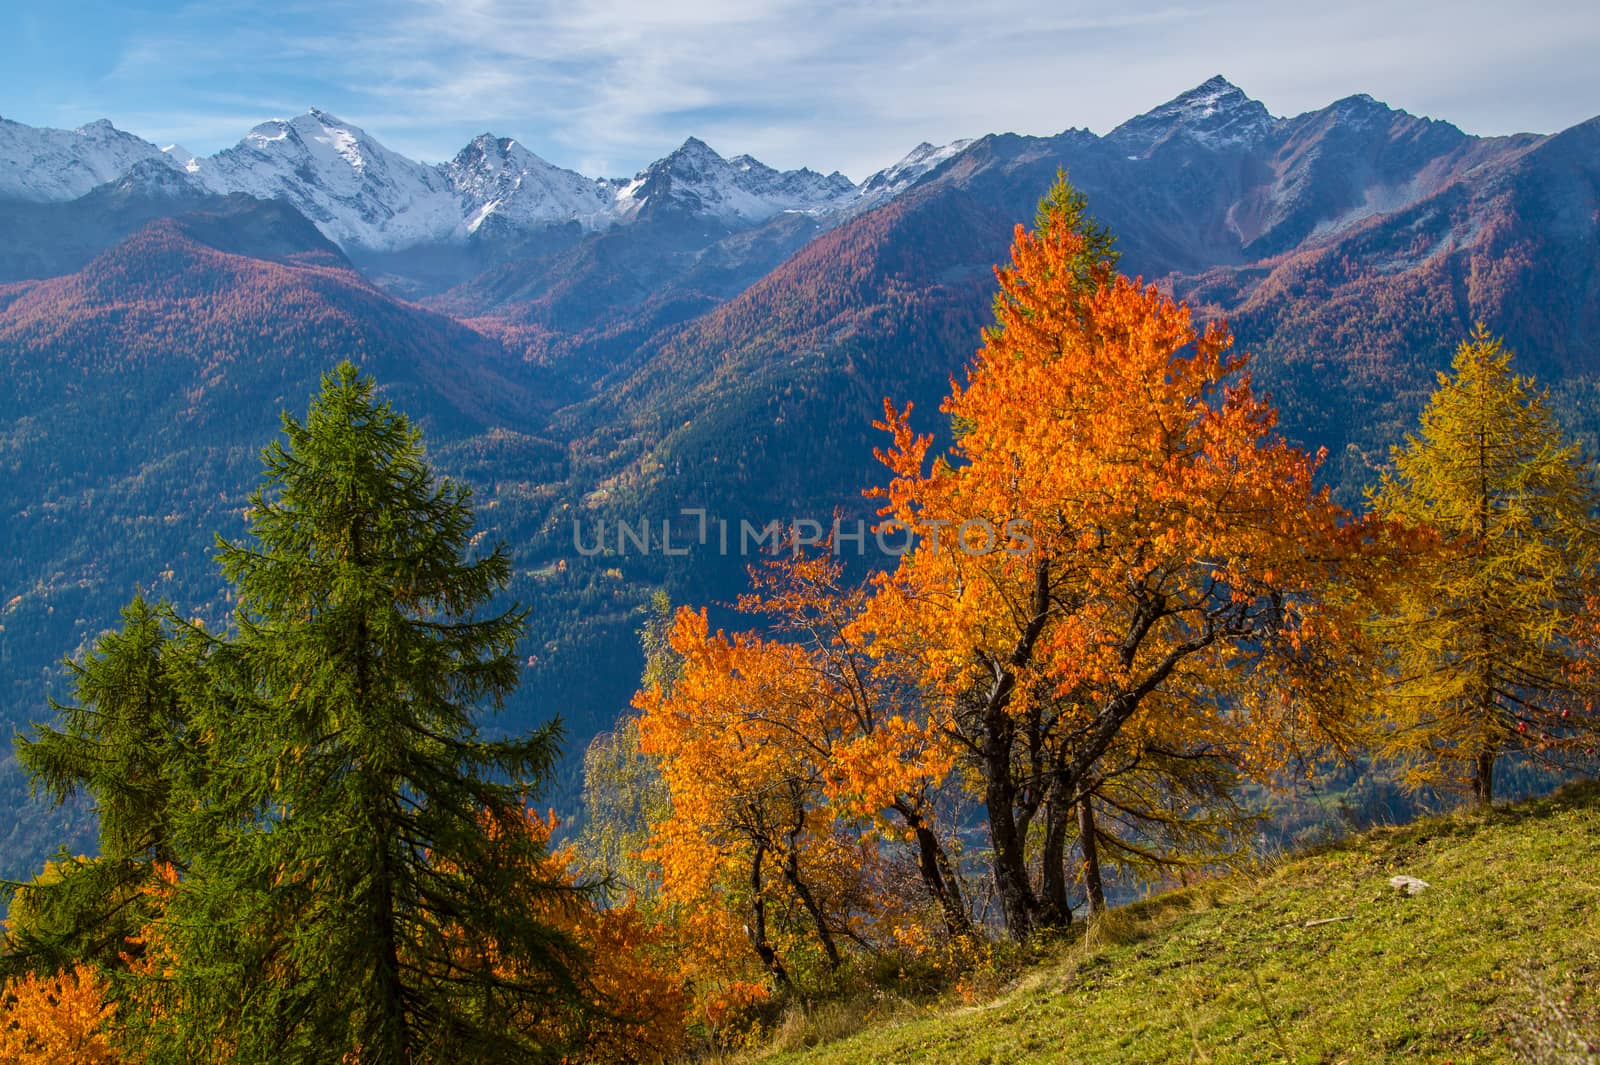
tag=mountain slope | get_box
[763,782,1600,1064]
[1176,114,1600,487]
[0,170,222,282]
[557,181,1004,513]
[578,79,1594,505]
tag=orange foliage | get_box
[855,197,1374,933]
[634,188,1381,945]
[519,813,690,1064]
[0,965,119,1064]
[634,556,966,1003]
[634,604,855,987]
[868,215,1360,768]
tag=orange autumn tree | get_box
[635,605,880,987]
[737,552,970,940]
[387,806,687,1064]
[634,554,972,996]
[512,812,689,1065]
[863,176,1362,937]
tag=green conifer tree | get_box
[7,595,196,971]
[150,363,586,1064]
[1032,166,1118,287]
[1370,327,1600,805]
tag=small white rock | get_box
[1390,875,1430,896]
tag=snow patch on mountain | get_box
[1109,75,1277,156]
[162,144,201,173]
[849,138,975,212]
[107,157,209,200]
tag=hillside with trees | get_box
[5,84,1600,889]
[3,176,1596,1063]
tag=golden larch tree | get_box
[1369,327,1600,805]
[863,177,1365,936]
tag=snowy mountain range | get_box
[0,115,175,201]
[6,75,1465,259]
[0,106,886,252]
[2,72,1584,319]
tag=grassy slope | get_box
[763,783,1600,1065]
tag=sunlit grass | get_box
[751,782,1600,1064]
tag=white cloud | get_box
[83,0,1600,179]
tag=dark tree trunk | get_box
[783,847,841,970]
[927,827,972,937]
[368,820,407,1064]
[1078,795,1106,916]
[979,560,1054,939]
[1471,747,1496,807]
[1038,776,1074,929]
[984,721,1038,939]
[354,602,407,1064]
[1472,423,1496,812]
[896,802,972,937]
[748,843,788,986]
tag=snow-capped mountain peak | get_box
[669,136,722,164]
[231,111,385,184]
[444,133,615,234]
[107,156,209,200]
[614,137,855,225]
[1319,93,1410,132]
[191,109,459,251]
[1110,75,1277,155]
[852,138,975,211]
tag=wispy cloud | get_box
[8,0,1598,179]
[317,0,1211,173]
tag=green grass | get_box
[756,782,1600,1064]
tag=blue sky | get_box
[3,0,1598,180]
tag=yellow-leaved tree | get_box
[1368,327,1600,805]
[0,965,120,1064]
